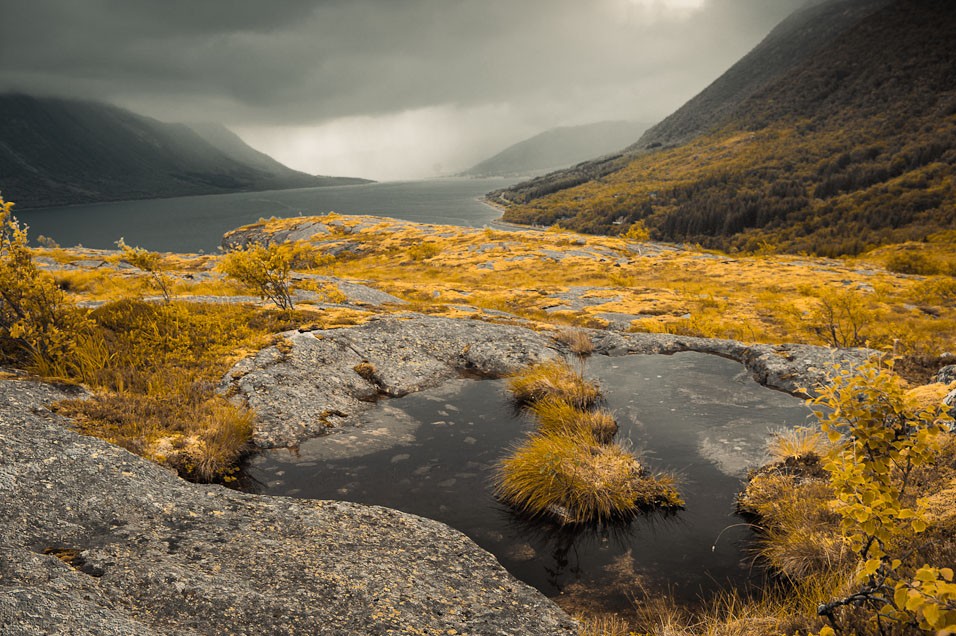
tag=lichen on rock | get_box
[0,378,577,635]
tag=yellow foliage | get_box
[507,359,602,408]
[219,242,295,310]
[115,238,173,302]
[0,194,91,377]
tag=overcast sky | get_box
[0,0,807,180]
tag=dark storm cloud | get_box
[0,0,808,126]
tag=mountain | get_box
[0,95,371,209]
[462,121,650,178]
[493,0,956,256]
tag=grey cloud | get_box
[0,0,807,126]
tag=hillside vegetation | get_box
[496,0,956,256]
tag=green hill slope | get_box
[0,95,370,209]
[495,0,955,255]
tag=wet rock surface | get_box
[224,314,875,450]
[0,379,576,636]
[590,331,875,395]
[221,314,561,448]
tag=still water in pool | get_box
[241,352,811,609]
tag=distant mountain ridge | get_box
[461,121,650,178]
[493,0,956,255]
[0,95,370,209]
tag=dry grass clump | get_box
[57,378,254,482]
[737,454,849,580]
[353,361,378,382]
[570,575,841,636]
[532,397,619,443]
[766,426,831,462]
[496,433,666,523]
[575,613,632,636]
[556,328,595,358]
[507,359,601,408]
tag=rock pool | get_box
[241,351,812,610]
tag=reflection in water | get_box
[240,352,811,610]
[502,510,682,594]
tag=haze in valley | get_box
[0,0,807,180]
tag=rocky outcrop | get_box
[223,314,876,450]
[590,331,877,395]
[0,378,576,635]
[221,314,560,448]
[937,364,956,385]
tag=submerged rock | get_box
[0,378,576,635]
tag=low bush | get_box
[219,241,295,310]
[885,250,943,275]
[115,238,172,302]
[733,364,956,634]
[55,298,272,481]
[0,194,91,376]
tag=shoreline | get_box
[476,195,550,232]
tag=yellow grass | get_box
[496,432,677,523]
[531,397,619,444]
[507,360,602,408]
[766,427,831,462]
[232,214,956,370]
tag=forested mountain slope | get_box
[494,0,955,255]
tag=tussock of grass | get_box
[766,426,831,462]
[353,361,380,386]
[57,382,253,482]
[496,432,683,524]
[531,397,619,444]
[575,614,632,636]
[737,454,849,580]
[556,328,595,358]
[507,359,601,408]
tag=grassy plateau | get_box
[1,196,954,634]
